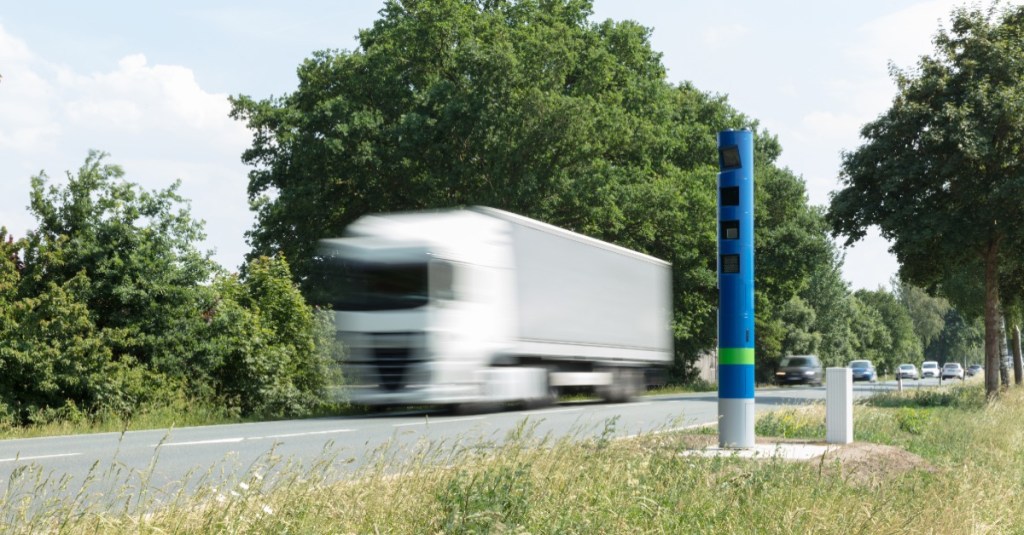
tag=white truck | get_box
[316,206,672,409]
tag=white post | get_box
[826,367,853,444]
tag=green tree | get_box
[22,151,219,382]
[777,296,822,358]
[894,281,950,354]
[799,248,857,367]
[828,5,1024,396]
[753,166,834,377]
[847,296,891,371]
[927,308,984,366]
[1,153,339,423]
[855,288,922,374]
[231,0,840,381]
[202,256,339,418]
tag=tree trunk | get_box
[1000,315,1010,387]
[983,241,1002,397]
[1014,325,1022,386]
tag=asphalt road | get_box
[0,378,950,512]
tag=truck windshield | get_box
[311,257,428,311]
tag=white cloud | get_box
[0,26,61,152]
[848,0,963,71]
[0,26,253,270]
[0,23,31,62]
[58,53,247,143]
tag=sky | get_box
[0,0,1005,290]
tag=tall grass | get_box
[7,383,1024,533]
[0,395,247,440]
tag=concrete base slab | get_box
[681,442,831,461]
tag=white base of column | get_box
[719,397,755,448]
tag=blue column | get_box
[717,129,755,448]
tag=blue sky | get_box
[0,1,1003,289]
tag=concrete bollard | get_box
[826,367,853,444]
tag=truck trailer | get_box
[315,206,672,409]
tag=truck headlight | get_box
[775,372,785,376]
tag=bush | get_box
[754,406,825,439]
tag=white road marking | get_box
[155,428,356,447]
[0,452,82,463]
[520,407,584,416]
[256,429,354,439]
[161,438,246,447]
[393,416,486,428]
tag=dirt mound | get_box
[815,441,936,488]
[673,435,935,488]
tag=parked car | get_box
[967,364,983,377]
[941,362,965,380]
[775,355,824,386]
[921,361,940,379]
[897,363,919,380]
[848,360,877,382]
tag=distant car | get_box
[848,359,877,382]
[921,361,940,379]
[941,362,965,380]
[967,364,983,377]
[897,363,919,380]
[775,355,824,386]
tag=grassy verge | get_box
[7,382,1024,533]
[0,394,362,441]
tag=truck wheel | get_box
[598,368,642,404]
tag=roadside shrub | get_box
[202,256,341,419]
[894,407,929,435]
[755,406,825,438]
[865,383,985,410]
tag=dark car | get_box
[849,359,877,382]
[775,355,824,386]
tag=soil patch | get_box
[673,434,936,488]
[815,440,936,488]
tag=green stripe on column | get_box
[719,347,755,365]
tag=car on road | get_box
[921,361,940,379]
[897,363,918,380]
[967,364,983,377]
[775,355,824,386]
[941,362,965,380]
[848,360,877,382]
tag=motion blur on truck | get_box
[310,207,673,410]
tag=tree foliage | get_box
[203,256,339,418]
[854,289,921,374]
[829,4,1024,395]
[895,281,950,351]
[0,153,338,424]
[230,0,841,379]
[926,308,984,365]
